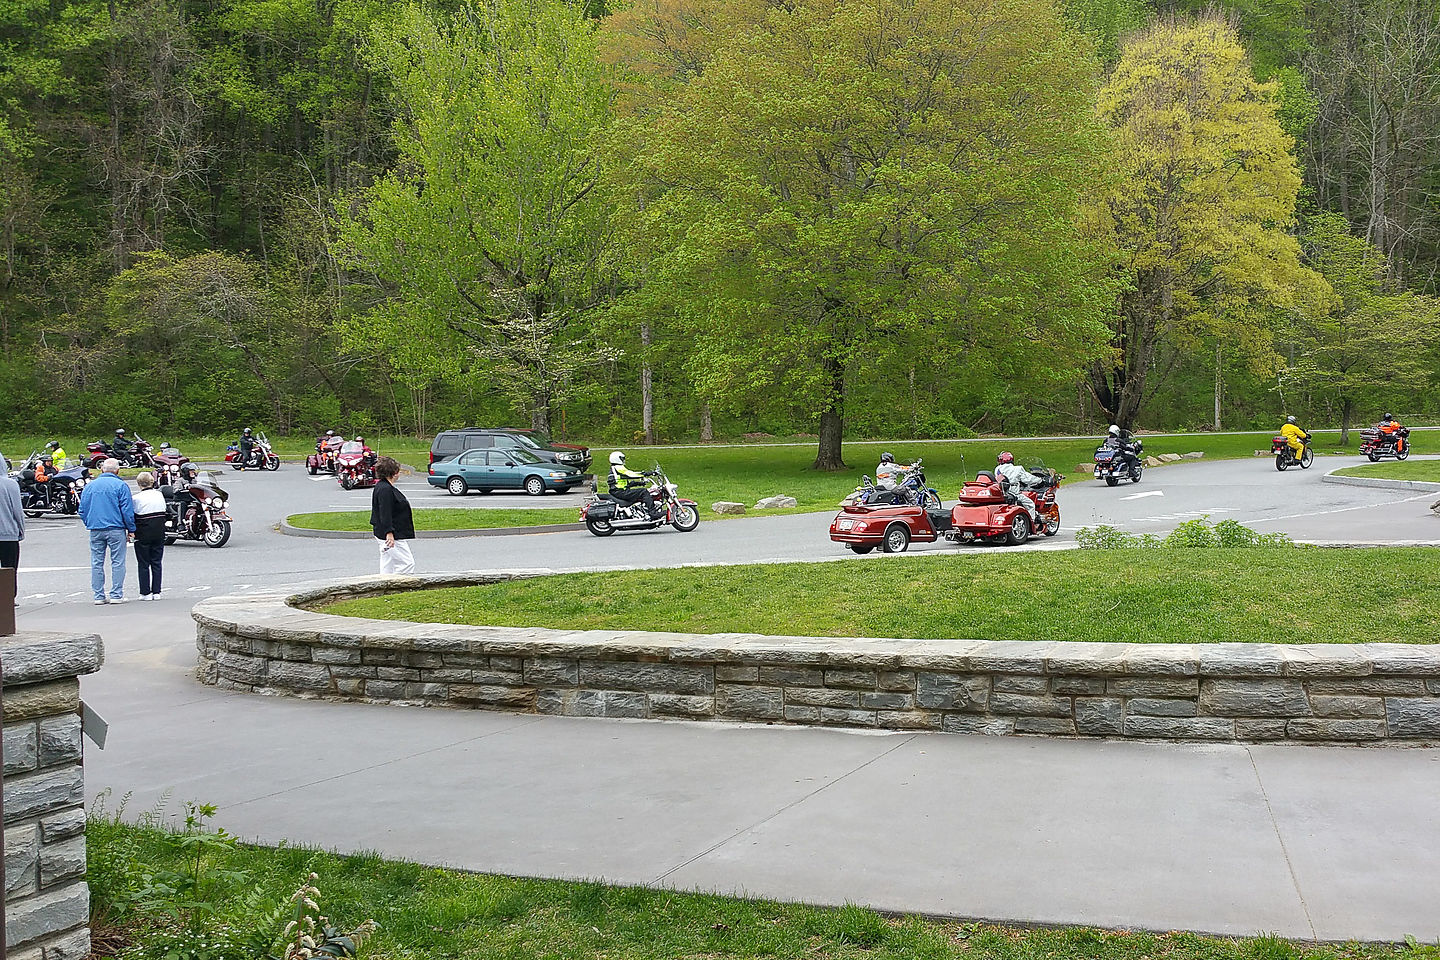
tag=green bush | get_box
[1078,518,1291,550]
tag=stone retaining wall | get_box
[3,631,104,960]
[193,574,1440,745]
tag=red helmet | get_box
[997,451,1014,464]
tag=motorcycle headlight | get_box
[212,498,226,509]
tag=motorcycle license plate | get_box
[960,532,975,541]
[837,518,855,530]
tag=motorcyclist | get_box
[32,455,55,507]
[994,451,1043,526]
[111,428,131,458]
[46,441,67,469]
[1378,412,1406,453]
[607,451,658,518]
[1280,415,1309,463]
[875,452,906,490]
[1105,424,1140,465]
[237,427,256,469]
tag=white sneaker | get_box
[151,593,161,600]
[92,598,107,605]
[110,596,129,604]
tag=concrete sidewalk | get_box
[44,606,1440,945]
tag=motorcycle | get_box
[1093,437,1143,486]
[10,453,89,517]
[844,460,940,508]
[945,466,1062,546]
[86,435,156,469]
[1272,435,1313,471]
[335,441,377,490]
[161,473,233,547]
[1359,426,1410,462]
[306,436,344,475]
[580,466,700,536]
[226,432,281,471]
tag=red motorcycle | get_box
[1359,425,1409,462]
[335,440,377,490]
[86,435,156,469]
[306,435,344,475]
[945,469,1061,546]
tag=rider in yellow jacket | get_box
[1280,416,1309,461]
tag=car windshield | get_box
[513,434,542,449]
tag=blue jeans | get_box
[89,528,127,600]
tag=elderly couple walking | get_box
[79,459,168,603]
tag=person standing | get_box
[132,471,168,600]
[369,457,415,574]
[78,458,135,604]
[0,453,24,570]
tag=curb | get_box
[279,519,584,539]
[1320,469,1440,493]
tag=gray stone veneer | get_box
[3,631,104,960]
[194,574,1440,745]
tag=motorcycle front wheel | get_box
[308,462,318,475]
[1044,517,1060,536]
[671,504,700,532]
[1398,446,1410,461]
[586,517,614,537]
[266,455,280,471]
[341,474,356,490]
[1299,449,1314,469]
[203,519,232,547]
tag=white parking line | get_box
[24,593,56,600]
[20,566,86,573]
[1120,490,1163,501]
[1130,507,1237,523]
[186,585,211,592]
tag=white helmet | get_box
[1286,415,1296,424]
[609,451,626,466]
[1108,424,1120,436]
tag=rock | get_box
[1144,456,1163,467]
[1075,463,1094,473]
[712,501,746,515]
[1182,451,1204,459]
[1385,698,1440,737]
[1199,679,1310,718]
[1159,453,1182,462]
[754,495,798,509]
[1431,499,1440,516]
[1255,450,1269,457]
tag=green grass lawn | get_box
[1332,460,1440,482]
[287,508,579,532]
[325,548,1440,645]
[89,817,1431,960]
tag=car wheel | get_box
[524,476,546,496]
[447,476,468,496]
[848,543,875,554]
[1006,514,1030,546]
[882,523,911,553]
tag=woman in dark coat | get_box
[369,457,415,574]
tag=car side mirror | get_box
[506,462,515,467]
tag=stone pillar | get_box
[3,632,104,960]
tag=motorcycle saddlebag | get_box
[587,500,617,520]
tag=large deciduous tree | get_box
[628,0,1116,469]
[1088,13,1327,429]
[336,0,618,433]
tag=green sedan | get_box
[427,447,585,497]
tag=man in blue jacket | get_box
[79,458,135,604]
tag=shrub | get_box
[1077,518,1291,549]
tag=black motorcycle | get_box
[580,467,700,536]
[1272,434,1313,471]
[1093,437,1144,486]
[162,474,233,547]
[10,453,89,517]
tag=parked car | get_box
[428,447,585,496]
[429,428,591,474]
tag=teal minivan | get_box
[427,447,584,497]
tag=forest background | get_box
[3,0,1439,468]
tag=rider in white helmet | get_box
[607,451,657,518]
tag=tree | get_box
[1088,13,1328,429]
[1287,212,1440,442]
[335,0,618,433]
[628,0,1116,469]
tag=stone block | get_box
[754,495,798,509]
[876,710,941,730]
[404,683,449,700]
[428,668,474,683]
[650,694,713,718]
[1385,698,1440,738]
[819,707,875,727]
[783,705,820,723]
[1309,678,1426,696]
[1286,719,1386,742]
[470,670,524,686]
[1236,719,1287,741]
[1,634,102,686]
[5,882,88,948]
[364,680,408,699]
[877,670,916,692]
[450,685,535,709]
[375,667,421,681]
[1128,698,1197,718]
[784,688,859,709]
[39,716,83,766]
[1118,649,1198,677]
[1015,717,1076,736]
[4,722,38,775]
[488,656,522,672]
[360,649,403,665]
[1107,678,1198,698]
[1074,698,1123,736]
[1309,695,1385,719]
[441,652,489,669]
[405,652,444,669]
[579,662,714,695]
[602,692,649,718]
[3,767,84,822]
[537,689,605,717]
[993,675,1049,694]
[1051,677,1106,696]
[267,661,332,692]
[860,692,913,710]
[1429,679,1440,695]
[524,659,579,686]
[39,835,87,887]
[759,666,824,686]
[711,501,746,515]
[1124,716,1234,740]
[824,669,877,689]
[1199,680,1309,718]
[916,673,989,711]
[329,665,377,679]
[38,809,86,843]
[5,823,39,896]
[716,665,759,682]
[334,678,365,697]
[988,694,1071,718]
[1197,646,1285,677]
[716,685,783,720]
[3,681,79,724]
[217,653,266,686]
[42,927,90,960]
[311,646,362,665]
[274,641,314,662]
[941,715,1015,736]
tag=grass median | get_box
[287,508,579,532]
[1332,460,1440,482]
[91,816,1428,960]
[326,547,1440,644]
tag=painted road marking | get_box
[21,566,86,573]
[24,593,56,600]
[1130,507,1237,523]
[186,585,211,592]
[1120,490,1163,501]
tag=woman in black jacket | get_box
[369,457,416,574]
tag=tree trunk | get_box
[812,356,847,471]
[640,322,655,444]
[1213,343,1222,431]
[699,402,713,441]
[1340,396,1352,446]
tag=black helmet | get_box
[180,463,197,480]
[46,441,59,451]
[1383,412,1393,421]
[880,452,895,464]
[243,426,253,435]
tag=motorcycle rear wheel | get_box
[203,520,232,548]
[1006,514,1030,546]
[586,517,614,537]
[671,504,700,532]
[1275,455,1287,472]
[1105,476,1119,487]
